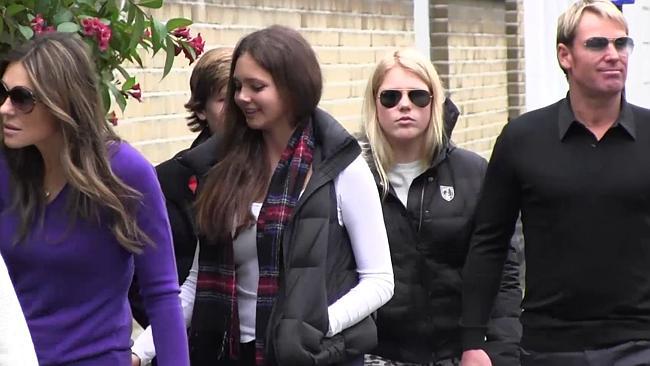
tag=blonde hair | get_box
[557,0,627,46]
[361,48,445,196]
[1,33,150,252]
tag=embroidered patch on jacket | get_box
[439,185,455,202]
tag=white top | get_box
[235,202,262,342]
[0,255,39,366]
[132,155,394,365]
[387,161,426,207]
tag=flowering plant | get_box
[0,0,206,124]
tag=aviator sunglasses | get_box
[379,89,432,109]
[0,81,37,114]
[583,36,634,53]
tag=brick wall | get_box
[506,0,525,120]
[430,0,514,158]
[114,0,416,164]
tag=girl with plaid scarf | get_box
[132,25,394,366]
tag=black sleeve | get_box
[484,233,523,366]
[461,124,522,351]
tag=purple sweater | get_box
[0,143,189,366]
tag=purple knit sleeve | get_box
[0,150,8,210]
[113,143,190,366]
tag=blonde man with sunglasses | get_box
[461,1,650,365]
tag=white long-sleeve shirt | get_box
[132,155,394,364]
[0,255,38,366]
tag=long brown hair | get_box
[1,33,150,252]
[195,25,322,243]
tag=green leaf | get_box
[115,65,131,81]
[34,0,49,15]
[138,0,163,9]
[150,18,166,53]
[126,2,136,24]
[182,41,196,61]
[6,4,27,16]
[121,76,136,91]
[165,18,192,32]
[76,0,96,7]
[100,82,111,112]
[18,25,34,40]
[53,9,73,25]
[162,36,175,79]
[128,11,145,50]
[109,82,127,112]
[131,50,144,67]
[57,22,79,33]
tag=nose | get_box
[0,96,13,116]
[603,43,621,61]
[398,91,411,110]
[235,87,252,104]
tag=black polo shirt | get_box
[462,96,650,352]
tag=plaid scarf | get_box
[195,121,315,364]
[254,120,315,365]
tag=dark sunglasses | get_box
[379,89,432,109]
[0,81,37,114]
[583,36,634,53]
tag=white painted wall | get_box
[414,0,431,58]
[523,0,650,111]
[622,1,650,108]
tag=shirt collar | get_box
[558,93,636,140]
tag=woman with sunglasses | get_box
[0,33,189,365]
[359,48,521,366]
[131,25,394,366]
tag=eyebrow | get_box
[233,76,267,84]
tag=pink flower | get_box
[172,27,191,39]
[181,33,206,64]
[190,33,205,56]
[81,17,112,52]
[127,83,142,102]
[30,14,46,34]
[107,111,118,126]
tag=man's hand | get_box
[460,349,492,366]
[131,353,141,366]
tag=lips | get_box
[243,107,258,117]
[3,123,21,132]
[598,68,623,75]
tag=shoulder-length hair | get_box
[1,32,149,252]
[185,47,233,132]
[361,48,446,196]
[195,25,322,242]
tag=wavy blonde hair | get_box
[1,33,150,252]
[361,48,446,196]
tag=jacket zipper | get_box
[418,180,425,232]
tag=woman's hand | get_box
[131,353,141,366]
[460,349,492,366]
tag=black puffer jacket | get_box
[185,109,380,366]
[363,99,522,365]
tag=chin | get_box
[2,140,26,149]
